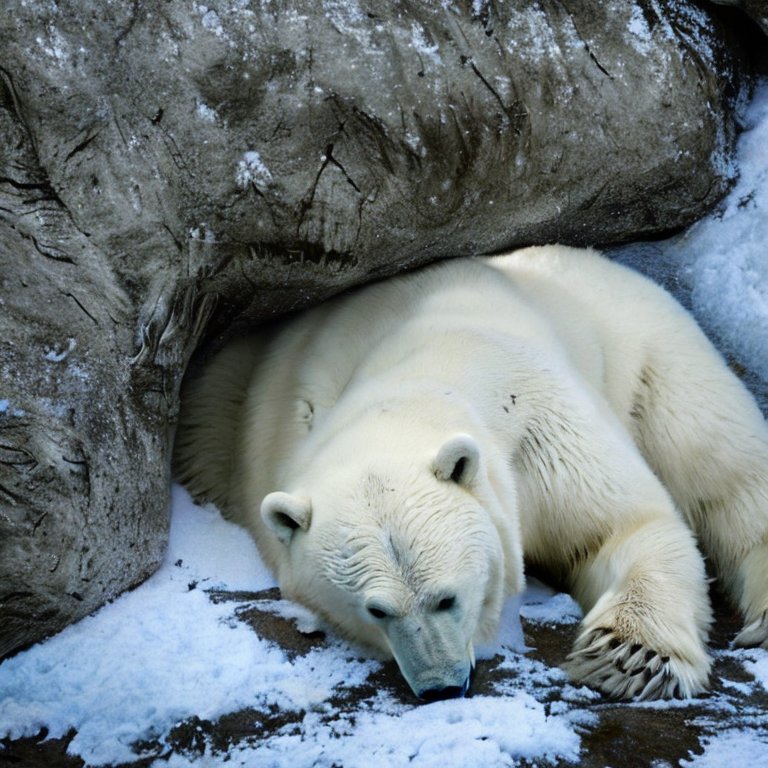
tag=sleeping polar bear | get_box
[174,245,768,702]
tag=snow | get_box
[36,25,68,65]
[322,0,366,32]
[744,650,768,692]
[519,584,582,625]
[626,4,653,55]
[410,23,441,65]
[218,693,580,768]
[199,6,225,38]
[235,150,273,190]
[1,62,768,768]
[680,729,768,768]
[43,337,77,362]
[504,7,564,59]
[189,224,217,244]
[195,99,218,123]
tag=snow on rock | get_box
[612,78,768,388]
[235,150,274,190]
[625,4,654,55]
[43,337,77,363]
[410,22,441,65]
[195,99,218,123]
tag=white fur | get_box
[174,245,768,701]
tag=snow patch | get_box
[411,23,441,65]
[195,99,218,123]
[505,8,561,59]
[165,486,274,591]
[189,224,217,243]
[626,5,653,55]
[236,150,273,190]
[262,694,580,768]
[43,337,77,363]
[36,26,68,65]
[680,729,768,766]
[743,649,768,692]
[256,599,327,635]
[520,584,583,625]
[199,6,225,38]
[322,0,366,30]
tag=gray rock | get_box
[0,0,749,657]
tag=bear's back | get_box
[484,245,704,418]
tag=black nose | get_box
[418,670,473,702]
[419,684,466,702]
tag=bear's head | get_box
[259,433,522,701]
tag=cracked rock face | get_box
[0,0,750,657]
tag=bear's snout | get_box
[387,615,477,702]
[417,666,474,702]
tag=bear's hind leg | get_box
[565,515,712,700]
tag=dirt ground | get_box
[3,583,767,768]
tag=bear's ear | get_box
[261,492,312,545]
[432,433,480,487]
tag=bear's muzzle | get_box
[417,664,474,702]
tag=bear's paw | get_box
[734,611,768,649]
[565,626,709,701]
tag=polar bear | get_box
[174,245,768,702]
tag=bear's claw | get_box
[565,627,704,700]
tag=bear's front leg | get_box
[565,516,712,700]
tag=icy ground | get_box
[2,80,768,768]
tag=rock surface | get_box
[0,0,751,658]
